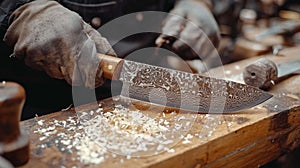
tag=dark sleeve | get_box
[0,0,34,38]
[0,0,35,28]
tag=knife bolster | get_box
[98,54,124,80]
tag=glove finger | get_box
[196,35,218,60]
[20,39,66,80]
[172,22,204,59]
[156,14,186,46]
[162,14,186,37]
[83,22,116,56]
[178,38,218,69]
[4,2,35,46]
[172,29,218,61]
[76,36,104,89]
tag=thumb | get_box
[83,22,116,56]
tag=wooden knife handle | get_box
[98,53,124,80]
[243,58,278,90]
[0,82,29,166]
[0,82,25,143]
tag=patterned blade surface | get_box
[119,60,272,113]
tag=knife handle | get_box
[98,53,124,80]
[243,58,278,90]
[0,82,24,143]
[0,82,30,166]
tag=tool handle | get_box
[243,58,278,90]
[0,82,29,166]
[0,82,25,143]
[98,53,124,80]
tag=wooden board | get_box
[19,47,300,168]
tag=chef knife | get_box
[99,54,272,113]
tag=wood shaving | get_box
[32,104,196,166]
[286,93,300,100]
[81,104,178,156]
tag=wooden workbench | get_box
[20,47,300,168]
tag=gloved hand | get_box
[4,0,116,89]
[156,0,220,60]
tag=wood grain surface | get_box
[19,47,300,168]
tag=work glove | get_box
[156,0,220,60]
[4,0,116,89]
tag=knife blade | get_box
[99,54,272,113]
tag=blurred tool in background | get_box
[218,0,300,63]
